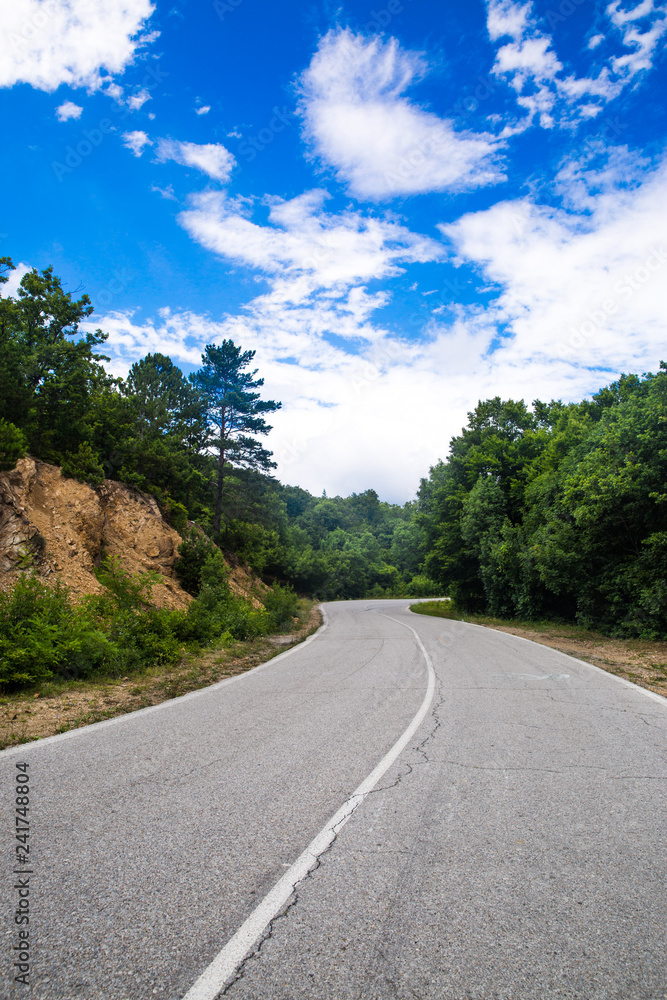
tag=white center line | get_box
[181,611,436,1000]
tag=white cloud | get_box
[1,263,31,299]
[441,153,667,374]
[298,28,503,200]
[607,0,667,75]
[104,82,125,102]
[1,0,156,92]
[486,0,531,40]
[151,183,177,200]
[485,0,667,128]
[122,130,152,156]
[195,105,211,115]
[156,139,235,181]
[55,100,83,121]
[178,188,443,293]
[127,88,151,111]
[84,158,667,501]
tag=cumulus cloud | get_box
[441,152,667,372]
[155,138,236,181]
[127,87,151,110]
[607,0,667,75]
[85,158,667,500]
[0,0,156,92]
[56,100,83,121]
[298,28,503,200]
[195,105,211,115]
[122,130,152,156]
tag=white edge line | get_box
[0,607,330,760]
[476,623,667,706]
[180,611,436,1000]
[410,609,666,707]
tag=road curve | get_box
[1,599,665,1000]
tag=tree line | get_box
[0,257,438,601]
[1,256,665,638]
[417,372,667,638]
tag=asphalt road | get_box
[1,599,665,1000]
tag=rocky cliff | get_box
[0,458,191,608]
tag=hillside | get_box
[0,458,263,607]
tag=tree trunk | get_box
[214,421,225,535]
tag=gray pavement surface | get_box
[1,599,665,1000]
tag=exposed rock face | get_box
[0,458,191,609]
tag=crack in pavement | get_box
[217,677,446,997]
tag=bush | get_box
[93,556,160,611]
[163,498,189,536]
[406,575,446,598]
[263,583,299,630]
[61,442,105,486]
[174,528,227,596]
[0,576,115,689]
[0,419,26,471]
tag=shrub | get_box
[263,583,300,630]
[0,419,27,472]
[406,575,446,598]
[0,576,114,689]
[163,498,189,536]
[93,556,160,611]
[174,527,226,596]
[61,441,105,486]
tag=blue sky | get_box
[1,0,666,501]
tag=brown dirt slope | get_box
[0,457,264,608]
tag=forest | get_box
[1,256,666,670]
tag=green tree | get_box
[2,264,112,461]
[192,341,280,535]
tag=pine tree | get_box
[192,341,280,535]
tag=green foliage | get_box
[61,441,105,486]
[173,528,227,596]
[417,366,667,637]
[405,576,445,598]
[191,340,281,534]
[163,498,189,536]
[0,577,114,689]
[263,583,299,630]
[0,419,26,471]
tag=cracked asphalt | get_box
[1,600,666,1000]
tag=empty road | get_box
[1,600,665,1000]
